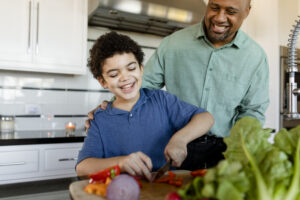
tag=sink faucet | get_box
[285,16,300,119]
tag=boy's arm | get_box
[76,152,153,181]
[164,112,214,167]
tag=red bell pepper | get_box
[190,169,207,177]
[154,171,183,187]
[88,165,121,183]
[133,176,143,188]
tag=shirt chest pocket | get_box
[215,73,248,108]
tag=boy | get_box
[76,32,214,181]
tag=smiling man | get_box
[142,0,269,170]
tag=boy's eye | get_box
[108,72,118,78]
[128,65,136,71]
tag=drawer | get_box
[45,148,80,171]
[0,150,39,175]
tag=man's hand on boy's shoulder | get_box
[85,100,109,131]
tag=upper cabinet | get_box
[0,0,87,75]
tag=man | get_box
[141,0,269,170]
[87,0,269,170]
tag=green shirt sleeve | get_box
[235,57,270,125]
[142,38,168,90]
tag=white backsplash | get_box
[0,27,161,131]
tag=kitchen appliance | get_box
[88,0,207,36]
[280,16,300,128]
[280,46,300,128]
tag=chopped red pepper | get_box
[190,169,207,177]
[88,165,121,183]
[154,171,183,187]
[133,176,143,188]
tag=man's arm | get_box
[142,38,169,89]
[164,112,214,167]
[236,57,270,125]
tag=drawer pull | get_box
[58,158,77,162]
[0,162,26,166]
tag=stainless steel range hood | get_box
[88,0,207,36]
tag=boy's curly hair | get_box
[88,31,144,79]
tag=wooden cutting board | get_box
[69,170,193,200]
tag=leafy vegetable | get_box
[178,116,300,200]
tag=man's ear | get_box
[97,77,107,88]
[244,2,251,18]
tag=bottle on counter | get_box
[0,115,15,133]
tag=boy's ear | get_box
[97,77,107,88]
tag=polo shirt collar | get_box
[105,88,150,115]
[196,19,243,49]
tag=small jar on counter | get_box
[65,122,76,137]
[0,115,15,133]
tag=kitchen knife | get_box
[151,160,172,182]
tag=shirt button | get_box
[209,68,213,71]
[129,113,133,117]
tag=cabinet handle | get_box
[0,162,26,167]
[36,2,40,54]
[58,158,77,162]
[27,0,32,53]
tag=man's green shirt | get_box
[142,22,270,138]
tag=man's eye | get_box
[227,10,237,15]
[210,6,219,11]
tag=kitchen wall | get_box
[278,0,300,47]
[0,27,162,131]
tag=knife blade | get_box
[151,160,171,182]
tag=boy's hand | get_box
[119,151,152,181]
[164,136,187,167]
[85,101,109,131]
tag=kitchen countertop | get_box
[0,130,86,145]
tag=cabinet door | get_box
[0,150,38,175]
[44,147,80,171]
[0,0,33,66]
[34,0,87,74]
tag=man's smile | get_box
[210,22,230,34]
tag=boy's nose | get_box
[119,72,130,82]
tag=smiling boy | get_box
[76,32,214,181]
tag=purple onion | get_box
[106,174,140,200]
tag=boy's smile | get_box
[98,53,143,110]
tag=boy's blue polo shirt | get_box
[77,88,206,170]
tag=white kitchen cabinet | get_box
[44,147,79,171]
[0,143,82,185]
[0,0,87,75]
[0,150,39,175]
